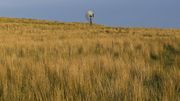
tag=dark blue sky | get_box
[0,0,180,28]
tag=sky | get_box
[0,0,180,28]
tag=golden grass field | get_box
[0,17,179,101]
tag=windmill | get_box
[86,10,95,25]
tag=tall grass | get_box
[0,17,179,101]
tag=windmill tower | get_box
[86,10,95,25]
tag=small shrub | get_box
[150,52,159,60]
[77,46,83,55]
[161,44,177,68]
[175,84,180,96]
[143,72,164,100]
[113,51,120,59]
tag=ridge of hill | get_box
[0,17,179,101]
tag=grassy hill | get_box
[0,17,179,101]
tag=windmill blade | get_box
[87,10,94,17]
